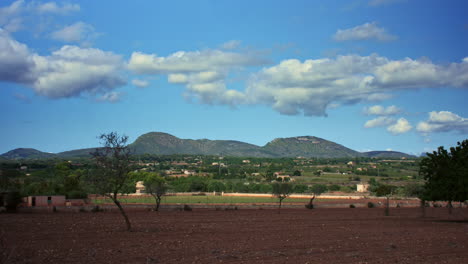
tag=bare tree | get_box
[88,132,134,231]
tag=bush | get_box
[328,184,341,192]
[183,204,192,211]
[367,202,376,208]
[305,204,314,209]
[91,205,102,212]
[349,204,356,208]
[5,192,22,212]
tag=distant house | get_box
[27,196,65,207]
[135,181,145,194]
[356,184,370,193]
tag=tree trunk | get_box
[385,196,390,216]
[113,198,131,231]
[448,200,453,215]
[420,200,426,218]
[156,196,161,211]
[307,195,316,209]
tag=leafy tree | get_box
[272,182,292,211]
[144,173,167,211]
[87,132,134,231]
[419,140,468,214]
[293,170,302,176]
[306,184,327,209]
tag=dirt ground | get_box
[1,207,467,264]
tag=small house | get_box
[27,196,66,207]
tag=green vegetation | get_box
[419,140,468,212]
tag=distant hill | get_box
[57,148,99,158]
[129,132,274,157]
[0,148,57,159]
[263,136,361,158]
[363,151,416,159]
[1,132,417,159]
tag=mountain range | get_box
[0,132,416,160]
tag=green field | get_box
[93,195,314,204]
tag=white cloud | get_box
[128,49,268,74]
[35,2,80,14]
[334,22,397,42]
[0,30,125,99]
[387,118,412,134]
[221,40,241,50]
[364,116,395,128]
[416,111,468,134]
[128,49,269,105]
[97,92,122,103]
[364,105,401,115]
[132,79,149,88]
[244,54,468,116]
[50,22,98,44]
[0,1,80,32]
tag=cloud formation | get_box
[334,22,397,42]
[128,49,269,104]
[364,116,395,128]
[132,79,149,88]
[50,21,98,44]
[387,118,412,134]
[364,105,401,115]
[0,29,125,99]
[0,1,80,32]
[417,111,468,134]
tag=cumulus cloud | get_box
[132,79,149,88]
[417,111,468,134]
[128,49,269,105]
[50,22,98,44]
[244,54,468,116]
[364,116,395,128]
[387,118,412,134]
[0,1,80,32]
[364,105,401,115]
[334,22,397,42]
[0,30,125,99]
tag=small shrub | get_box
[305,204,314,209]
[367,202,376,208]
[79,207,86,212]
[52,206,57,213]
[349,204,356,208]
[183,204,192,211]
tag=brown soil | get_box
[1,207,467,263]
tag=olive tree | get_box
[88,132,134,231]
[272,182,292,211]
[144,173,167,211]
[306,184,327,209]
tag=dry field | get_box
[1,207,467,263]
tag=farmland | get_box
[1,207,467,263]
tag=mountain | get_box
[263,136,362,158]
[363,151,416,159]
[129,132,273,157]
[57,148,99,158]
[0,148,57,159]
[1,132,417,159]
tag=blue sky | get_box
[1,0,468,156]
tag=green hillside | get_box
[263,136,362,158]
[0,148,57,159]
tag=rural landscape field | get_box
[2,0,468,263]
